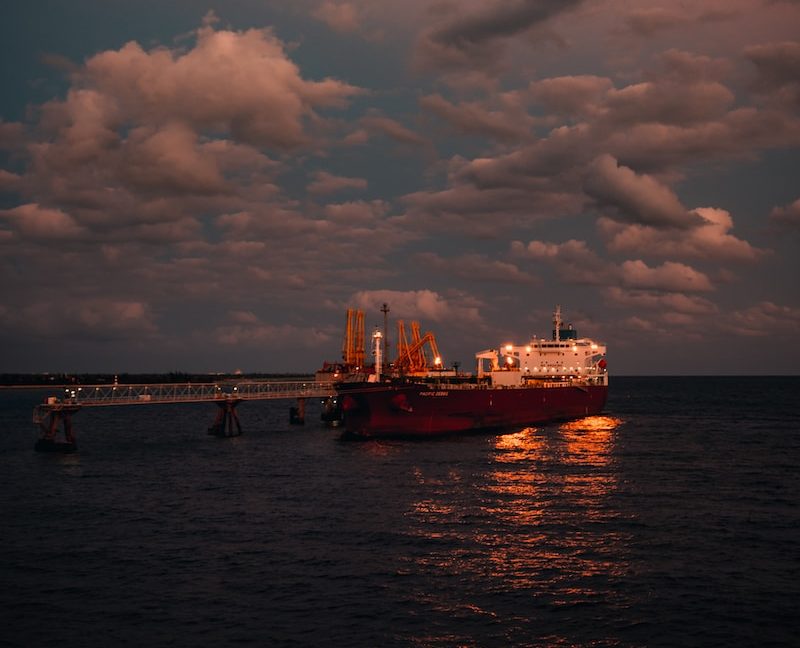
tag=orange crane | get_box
[342,309,365,368]
[395,320,442,373]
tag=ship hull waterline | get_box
[338,382,608,439]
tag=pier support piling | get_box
[290,398,306,425]
[208,398,243,437]
[34,405,80,452]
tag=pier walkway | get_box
[33,380,336,451]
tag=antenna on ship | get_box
[553,305,562,342]
[381,302,390,362]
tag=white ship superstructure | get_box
[475,306,608,387]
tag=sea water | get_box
[1,377,798,647]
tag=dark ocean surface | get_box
[1,377,798,647]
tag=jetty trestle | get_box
[31,380,336,452]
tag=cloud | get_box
[624,8,688,37]
[649,49,732,84]
[414,252,537,284]
[0,120,25,150]
[604,80,734,126]
[598,207,764,261]
[2,2,799,373]
[115,216,202,244]
[0,169,21,192]
[530,61,735,127]
[413,90,799,236]
[414,0,585,74]
[605,286,718,316]
[341,128,370,145]
[513,239,713,291]
[349,289,481,323]
[403,183,582,237]
[79,24,362,149]
[419,93,534,141]
[0,203,85,239]
[5,19,364,249]
[600,107,800,170]
[428,0,582,47]
[0,299,157,340]
[745,40,800,107]
[623,5,737,37]
[619,259,713,292]
[322,200,388,225]
[428,76,800,218]
[307,171,367,195]
[214,312,332,348]
[511,239,614,285]
[312,2,361,33]
[216,206,323,240]
[597,282,726,340]
[361,114,429,147]
[769,198,800,226]
[120,123,229,196]
[309,1,389,41]
[583,154,698,228]
[725,301,800,336]
[529,75,613,117]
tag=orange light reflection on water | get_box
[559,415,622,467]
[404,414,631,635]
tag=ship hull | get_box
[338,382,608,439]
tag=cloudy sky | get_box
[1,0,799,375]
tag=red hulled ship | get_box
[336,306,608,439]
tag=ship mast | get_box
[380,302,390,363]
[553,305,562,342]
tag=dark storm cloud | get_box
[745,41,800,107]
[429,0,584,48]
[582,155,699,229]
[415,0,585,73]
